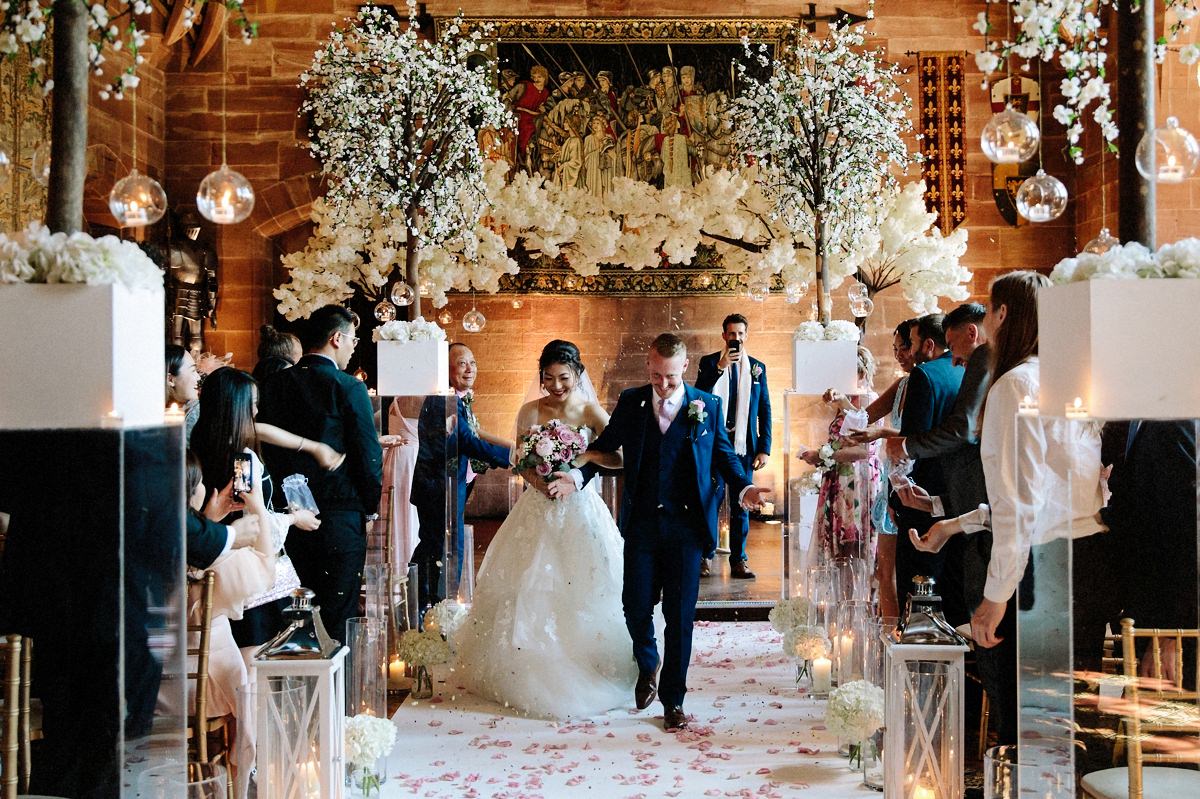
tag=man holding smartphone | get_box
[696,313,772,579]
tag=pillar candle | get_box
[813,656,832,693]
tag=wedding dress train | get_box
[454,459,637,719]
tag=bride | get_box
[454,340,636,718]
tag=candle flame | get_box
[1073,397,1083,409]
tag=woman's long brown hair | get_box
[989,270,1052,384]
[190,367,259,510]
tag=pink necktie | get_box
[658,397,672,434]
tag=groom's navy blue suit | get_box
[582,384,752,709]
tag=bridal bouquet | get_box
[513,419,588,478]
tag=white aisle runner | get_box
[385,621,867,798]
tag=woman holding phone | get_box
[190,367,323,663]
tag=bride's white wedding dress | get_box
[454,425,637,719]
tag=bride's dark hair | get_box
[538,340,585,376]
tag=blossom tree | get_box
[300,1,512,317]
[849,181,971,325]
[732,23,917,323]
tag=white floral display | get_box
[0,0,256,98]
[783,625,830,661]
[371,317,446,344]
[0,223,161,289]
[395,628,451,667]
[344,713,397,795]
[793,320,860,343]
[1051,238,1200,283]
[423,599,468,640]
[849,182,971,315]
[299,2,512,314]
[825,679,886,742]
[732,22,917,322]
[769,596,813,634]
[974,1,1199,162]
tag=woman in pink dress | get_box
[381,398,422,568]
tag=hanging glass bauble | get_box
[748,285,768,302]
[849,296,875,318]
[437,309,453,326]
[510,298,524,309]
[847,283,869,301]
[31,142,51,187]
[981,107,1040,164]
[462,308,486,333]
[784,281,809,304]
[108,169,167,228]
[0,148,11,185]
[374,300,397,323]
[353,368,368,383]
[390,281,415,307]
[1134,117,1200,184]
[418,280,433,297]
[196,164,255,224]
[1083,227,1119,255]
[1015,170,1068,222]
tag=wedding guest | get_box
[166,344,202,441]
[190,368,322,657]
[910,270,1107,744]
[863,319,917,432]
[257,304,382,641]
[251,324,302,382]
[1107,420,1197,682]
[696,313,772,579]
[410,343,511,610]
[891,314,963,608]
[800,347,887,565]
[858,302,992,627]
[381,398,421,569]
[180,451,275,794]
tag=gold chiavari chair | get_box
[365,485,394,567]
[1081,619,1200,799]
[18,636,39,794]
[1,635,19,799]
[186,571,234,777]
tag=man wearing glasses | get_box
[258,304,383,641]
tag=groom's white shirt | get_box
[569,384,755,502]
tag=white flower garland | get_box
[825,679,886,742]
[1,0,256,99]
[974,1,1199,162]
[1051,237,1200,283]
[0,223,161,290]
[371,317,446,344]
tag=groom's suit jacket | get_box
[583,384,753,555]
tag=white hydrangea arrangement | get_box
[783,625,830,662]
[1050,238,1200,284]
[793,320,860,343]
[395,628,451,667]
[769,596,812,634]
[0,223,161,290]
[344,713,397,796]
[371,317,446,344]
[825,679,886,743]
[423,599,468,640]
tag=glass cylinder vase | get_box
[861,731,884,791]
[410,664,434,700]
[834,599,874,686]
[346,618,388,794]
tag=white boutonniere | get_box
[687,399,707,424]
[751,363,763,379]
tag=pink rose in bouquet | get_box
[514,419,588,479]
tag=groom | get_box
[549,333,770,730]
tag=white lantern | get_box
[884,578,968,799]
[254,590,348,799]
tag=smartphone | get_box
[232,453,254,496]
[728,339,742,352]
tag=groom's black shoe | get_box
[664,706,689,731]
[635,671,657,710]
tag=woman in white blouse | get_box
[908,271,1106,740]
